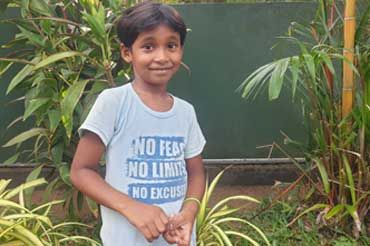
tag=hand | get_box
[163,215,181,244]
[167,209,196,246]
[121,200,169,242]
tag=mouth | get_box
[149,67,173,71]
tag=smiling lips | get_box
[149,67,173,75]
[149,67,173,71]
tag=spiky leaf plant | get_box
[0,178,101,245]
[196,168,270,246]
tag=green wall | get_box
[171,3,316,158]
[0,8,33,163]
[0,3,316,161]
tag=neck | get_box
[131,80,168,97]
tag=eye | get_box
[142,44,154,51]
[168,42,179,50]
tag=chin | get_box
[146,77,173,86]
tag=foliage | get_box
[0,177,101,245]
[239,0,370,238]
[241,196,370,245]
[196,168,270,246]
[0,0,133,217]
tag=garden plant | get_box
[240,0,369,240]
[0,173,100,245]
[1,0,131,217]
[196,168,270,246]
[0,0,273,245]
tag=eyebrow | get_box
[139,35,180,43]
[140,37,155,43]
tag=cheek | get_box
[173,52,183,65]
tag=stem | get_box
[342,0,357,118]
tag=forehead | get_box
[135,24,181,42]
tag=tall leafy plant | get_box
[0,177,101,245]
[0,0,132,216]
[239,0,369,238]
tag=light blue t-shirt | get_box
[79,83,206,246]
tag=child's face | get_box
[121,24,184,87]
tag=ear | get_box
[120,43,132,63]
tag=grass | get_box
[236,196,370,246]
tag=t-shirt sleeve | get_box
[78,90,118,147]
[184,106,206,159]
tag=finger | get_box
[141,226,154,242]
[147,223,160,240]
[154,217,166,234]
[160,211,169,226]
[163,231,179,244]
[167,214,175,231]
[172,213,187,229]
[182,233,191,246]
[175,230,187,246]
[176,225,191,246]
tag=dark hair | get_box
[117,1,187,48]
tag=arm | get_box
[70,132,168,242]
[182,154,206,219]
[165,155,205,245]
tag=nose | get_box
[154,48,169,63]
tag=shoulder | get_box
[97,83,130,104]
[173,95,196,115]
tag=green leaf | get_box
[325,204,345,219]
[290,56,300,99]
[7,57,40,94]
[20,0,30,13]
[226,231,260,246]
[210,224,233,246]
[2,153,20,165]
[4,178,46,200]
[239,62,276,99]
[303,53,316,81]
[29,0,51,16]
[77,191,84,212]
[82,5,106,42]
[58,165,71,186]
[0,60,13,76]
[206,195,259,221]
[216,217,270,245]
[0,219,44,246]
[287,203,328,227]
[318,51,335,74]
[268,58,289,100]
[48,109,61,132]
[51,142,64,165]
[207,169,226,205]
[209,207,240,220]
[343,155,356,204]
[2,128,47,147]
[61,80,89,138]
[33,51,84,70]
[17,25,45,47]
[0,199,29,211]
[314,158,330,194]
[23,98,50,120]
[86,196,99,218]
[24,165,44,208]
[0,179,11,195]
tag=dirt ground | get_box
[209,185,277,210]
